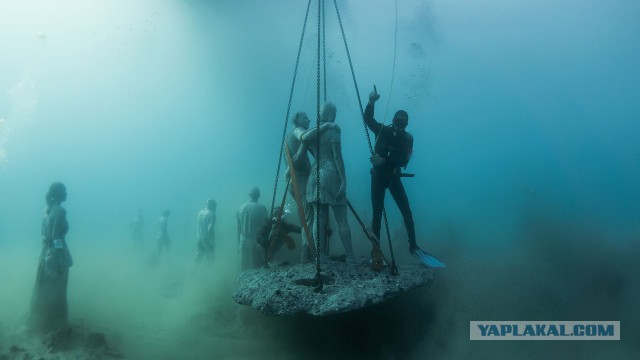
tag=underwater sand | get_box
[1,217,639,360]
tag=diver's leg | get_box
[388,178,416,248]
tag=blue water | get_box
[1,0,638,359]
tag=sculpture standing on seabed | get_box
[302,102,359,265]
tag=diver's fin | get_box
[412,248,446,268]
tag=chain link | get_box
[322,0,327,102]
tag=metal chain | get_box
[322,0,327,102]
[270,0,312,216]
[333,0,397,273]
[382,209,397,274]
[384,0,400,275]
[322,0,329,255]
[314,0,323,281]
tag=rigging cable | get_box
[381,0,398,125]
[322,0,327,102]
[333,0,398,274]
[314,0,324,290]
[270,0,312,216]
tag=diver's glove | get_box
[370,153,386,166]
[369,85,380,104]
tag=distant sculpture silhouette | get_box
[30,181,73,334]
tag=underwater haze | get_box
[1,0,639,359]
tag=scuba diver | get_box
[364,85,444,267]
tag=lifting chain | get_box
[322,0,327,102]
[313,0,324,290]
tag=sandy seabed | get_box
[2,225,639,360]
[0,234,301,360]
[0,231,434,360]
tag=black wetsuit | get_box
[364,102,416,248]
